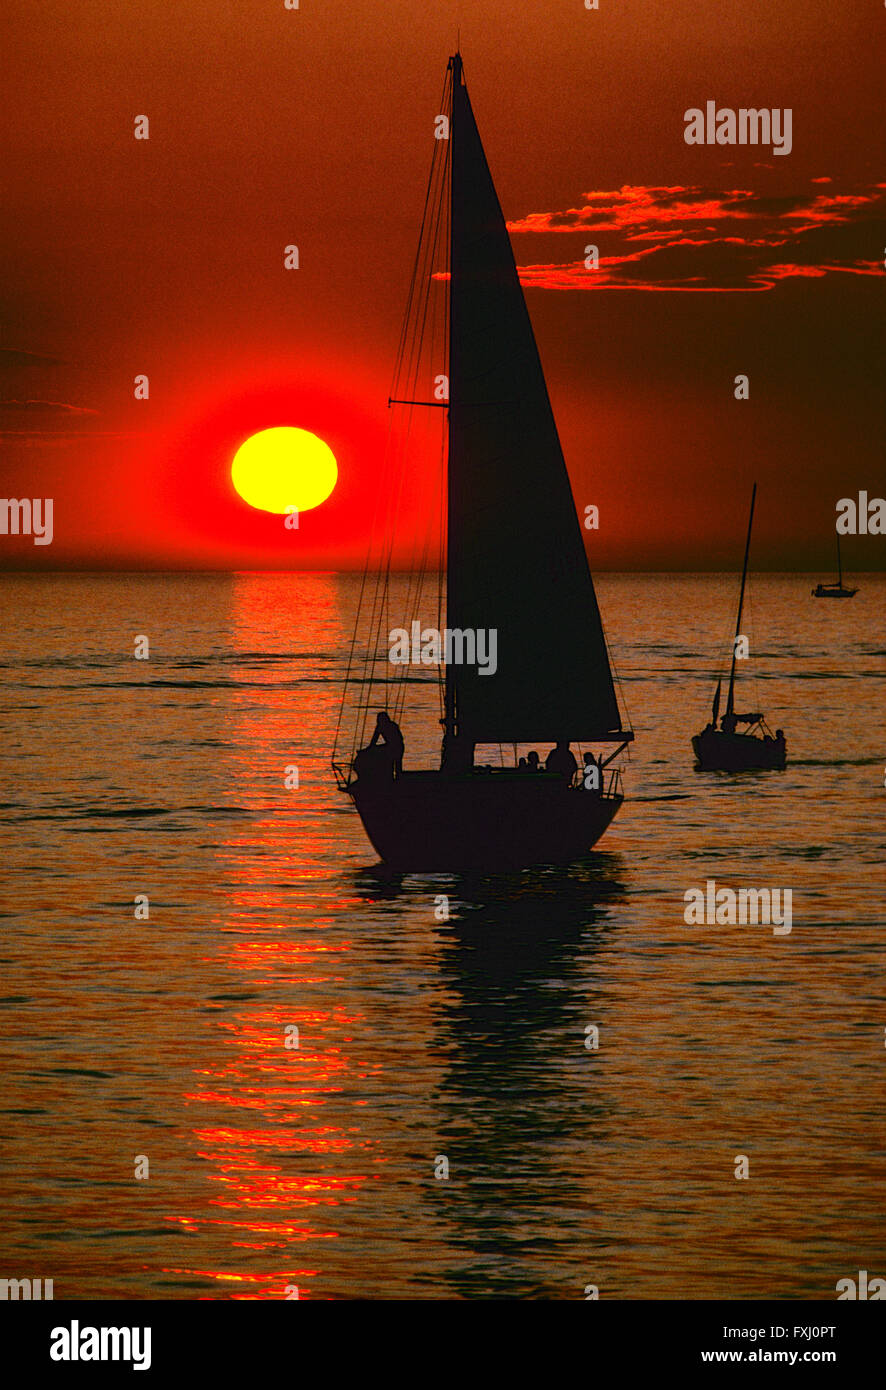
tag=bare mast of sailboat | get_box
[725,482,757,719]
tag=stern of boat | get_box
[348,769,623,871]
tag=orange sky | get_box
[1,0,884,570]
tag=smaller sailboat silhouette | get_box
[692,483,786,772]
[812,533,857,598]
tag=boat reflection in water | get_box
[353,857,626,1298]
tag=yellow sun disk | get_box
[231,427,338,514]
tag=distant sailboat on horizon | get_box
[332,52,633,871]
[692,483,787,773]
[812,532,857,598]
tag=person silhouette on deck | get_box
[546,740,578,783]
[369,711,404,778]
[582,752,602,792]
[527,751,540,773]
[440,727,474,774]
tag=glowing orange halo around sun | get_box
[230,426,338,514]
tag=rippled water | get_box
[1,571,883,1299]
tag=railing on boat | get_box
[334,758,624,796]
[568,765,622,797]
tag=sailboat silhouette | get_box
[692,484,787,772]
[812,533,857,598]
[333,53,633,871]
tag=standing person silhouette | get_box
[369,711,404,779]
[545,740,577,783]
[440,722,474,774]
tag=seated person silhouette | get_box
[545,740,577,783]
[527,751,540,773]
[720,712,738,736]
[354,711,404,782]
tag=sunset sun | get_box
[230,426,338,514]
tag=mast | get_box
[725,482,756,718]
[836,531,843,586]
[443,52,460,740]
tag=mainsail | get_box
[446,55,627,744]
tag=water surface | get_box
[1,571,883,1299]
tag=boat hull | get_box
[812,586,857,598]
[349,770,622,871]
[692,728,786,772]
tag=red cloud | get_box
[506,181,885,292]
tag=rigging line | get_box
[399,103,451,424]
[338,301,436,765]
[412,74,451,385]
[397,171,447,434]
[351,419,411,760]
[334,430,390,746]
[410,140,450,403]
[360,470,401,744]
[390,66,452,405]
[394,79,452,408]
[376,166,450,725]
[392,414,444,727]
[348,69,453,760]
[742,578,762,714]
[436,429,446,721]
[438,118,451,722]
[348,408,407,758]
[398,418,445,728]
[421,430,448,725]
[377,149,446,583]
[357,454,417,757]
[358,232,436,741]
[394,167,450,726]
[436,218,447,728]
[718,570,739,699]
[397,403,442,631]
[361,315,438,736]
[372,421,412,652]
[364,415,420,741]
[332,401,401,770]
[398,184,449,723]
[382,440,444,731]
